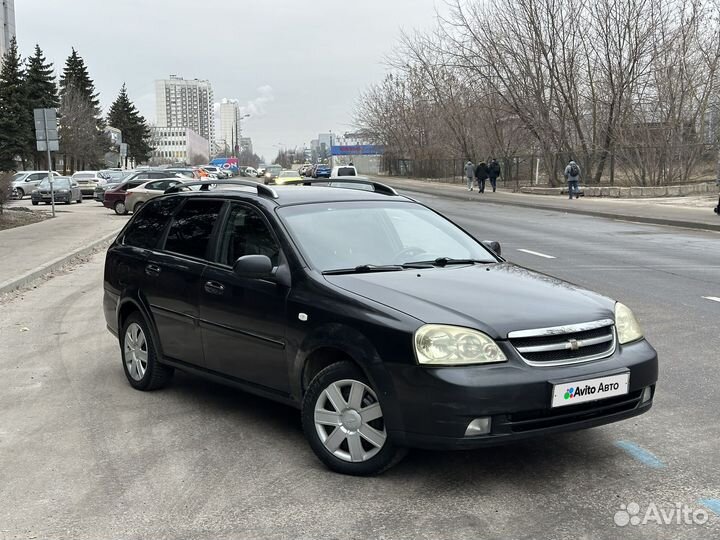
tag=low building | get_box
[149,126,209,165]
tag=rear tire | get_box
[301,361,406,476]
[133,201,143,213]
[31,201,38,206]
[120,312,174,391]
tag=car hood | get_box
[323,263,615,338]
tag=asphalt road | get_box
[0,190,718,539]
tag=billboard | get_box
[331,145,384,156]
[210,157,239,172]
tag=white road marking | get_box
[702,296,720,303]
[517,249,556,259]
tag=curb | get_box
[0,230,119,296]
[387,183,720,233]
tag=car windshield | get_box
[39,178,70,189]
[278,201,495,272]
[12,172,24,181]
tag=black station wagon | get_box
[103,179,658,475]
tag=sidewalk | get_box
[0,203,129,295]
[373,176,720,232]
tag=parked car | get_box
[31,177,82,205]
[298,164,313,177]
[202,165,229,179]
[165,168,200,180]
[125,179,185,213]
[256,167,266,178]
[103,178,658,476]
[104,177,159,215]
[331,165,358,178]
[95,170,171,203]
[240,167,258,178]
[274,170,303,185]
[98,170,130,184]
[263,165,283,184]
[312,164,331,178]
[11,170,62,199]
[71,171,103,197]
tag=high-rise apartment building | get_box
[155,75,214,153]
[218,99,240,153]
[1,0,16,59]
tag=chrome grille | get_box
[508,319,616,366]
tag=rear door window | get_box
[163,199,224,259]
[123,198,179,250]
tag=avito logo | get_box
[564,381,621,400]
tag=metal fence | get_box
[382,144,719,188]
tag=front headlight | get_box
[414,324,507,366]
[615,302,643,344]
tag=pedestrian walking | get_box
[475,160,488,193]
[564,160,581,199]
[488,158,501,192]
[464,159,475,191]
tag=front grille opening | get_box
[509,321,616,365]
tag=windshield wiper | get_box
[404,257,492,267]
[323,264,406,275]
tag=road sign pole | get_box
[45,110,55,217]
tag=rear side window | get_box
[337,167,356,176]
[163,199,224,259]
[123,198,179,249]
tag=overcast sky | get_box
[15,0,442,160]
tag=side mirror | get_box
[482,240,502,257]
[233,254,274,278]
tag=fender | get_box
[116,289,167,363]
[291,322,405,432]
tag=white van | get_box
[330,165,357,178]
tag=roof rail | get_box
[164,180,278,199]
[282,177,398,196]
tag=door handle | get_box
[145,264,161,277]
[204,281,225,295]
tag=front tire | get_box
[16,188,24,199]
[120,313,174,391]
[114,200,127,215]
[31,201,38,206]
[301,361,406,476]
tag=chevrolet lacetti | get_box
[103,179,658,475]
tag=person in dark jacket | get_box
[475,161,488,194]
[488,158,501,192]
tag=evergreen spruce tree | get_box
[0,37,32,171]
[107,84,152,165]
[59,48,100,112]
[24,45,59,168]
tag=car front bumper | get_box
[32,193,71,202]
[380,339,658,450]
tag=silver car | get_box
[11,171,62,199]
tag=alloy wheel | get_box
[124,322,148,381]
[314,379,387,463]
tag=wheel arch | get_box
[293,323,404,431]
[116,295,165,361]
